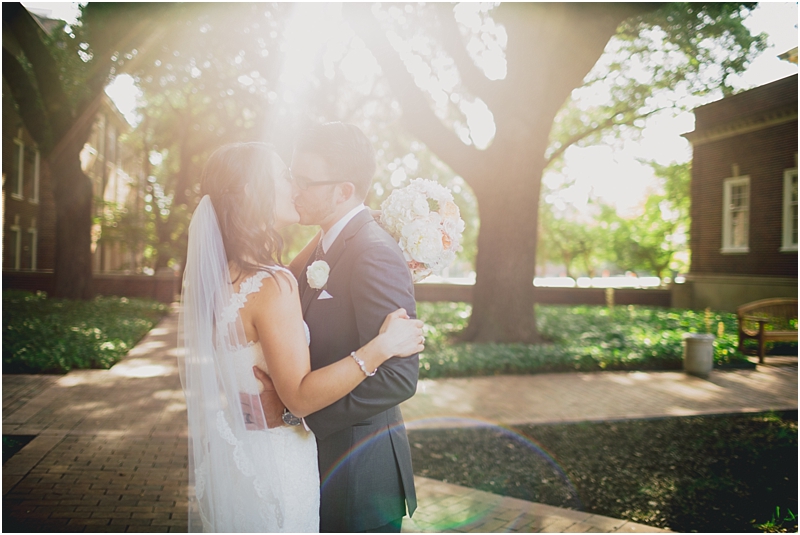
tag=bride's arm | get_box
[250,273,423,418]
[287,231,321,279]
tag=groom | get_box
[262,122,419,532]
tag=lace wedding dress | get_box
[224,270,319,532]
[179,196,319,533]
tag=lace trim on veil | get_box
[179,196,287,532]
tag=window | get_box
[29,149,40,204]
[12,130,24,200]
[9,215,21,270]
[782,168,798,252]
[28,218,38,270]
[722,176,750,253]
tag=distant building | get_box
[2,7,175,301]
[677,74,798,311]
[2,78,53,273]
[3,90,144,276]
[81,99,146,273]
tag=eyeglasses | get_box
[288,169,348,191]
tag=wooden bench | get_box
[736,298,798,363]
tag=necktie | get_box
[313,238,324,262]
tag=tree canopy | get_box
[342,2,764,342]
[4,2,767,330]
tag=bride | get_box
[178,142,424,532]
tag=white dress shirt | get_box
[320,204,367,254]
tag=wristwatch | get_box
[282,408,302,427]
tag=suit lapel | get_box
[300,245,320,316]
[324,209,372,272]
[301,210,373,317]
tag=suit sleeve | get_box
[303,240,419,440]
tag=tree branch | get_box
[544,105,668,168]
[343,3,485,183]
[77,4,169,124]
[432,3,503,111]
[2,46,52,149]
[3,2,73,138]
[494,3,657,129]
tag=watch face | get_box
[282,410,302,426]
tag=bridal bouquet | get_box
[380,178,465,282]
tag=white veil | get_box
[178,195,285,532]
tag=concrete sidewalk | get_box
[3,310,796,533]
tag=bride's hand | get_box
[378,308,425,358]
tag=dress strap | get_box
[220,270,272,325]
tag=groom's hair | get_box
[295,122,376,200]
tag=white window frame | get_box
[781,167,798,252]
[28,218,38,270]
[10,215,21,270]
[721,175,750,254]
[29,149,40,204]
[12,130,24,200]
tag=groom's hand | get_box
[239,393,267,430]
[253,366,285,428]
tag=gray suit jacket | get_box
[300,209,419,532]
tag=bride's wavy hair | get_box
[199,142,285,280]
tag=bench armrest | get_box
[742,316,770,324]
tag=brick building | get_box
[81,100,146,273]
[2,78,55,273]
[676,74,798,311]
[2,92,143,275]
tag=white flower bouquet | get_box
[380,178,466,282]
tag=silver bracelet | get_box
[350,351,376,377]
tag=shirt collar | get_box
[321,204,366,254]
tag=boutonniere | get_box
[306,260,330,290]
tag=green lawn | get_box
[3,290,169,374]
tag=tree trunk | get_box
[52,144,94,300]
[461,154,544,343]
[154,118,194,271]
[344,2,652,343]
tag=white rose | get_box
[411,196,430,217]
[400,218,445,264]
[306,260,330,290]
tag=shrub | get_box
[417,302,753,379]
[3,290,169,374]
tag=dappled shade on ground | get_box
[409,411,798,532]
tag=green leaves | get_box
[417,302,752,379]
[2,291,168,374]
[548,3,766,168]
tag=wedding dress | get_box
[179,196,320,532]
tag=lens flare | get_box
[320,417,582,531]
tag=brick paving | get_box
[401,360,798,430]
[3,309,796,533]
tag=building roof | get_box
[683,74,797,146]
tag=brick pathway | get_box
[401,361,798,430]
[3,310,796,532]
[3,311,188,533]
[404,478,662,533]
